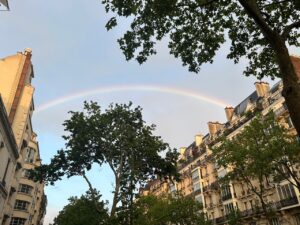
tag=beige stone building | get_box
[0,96,19,225]
[142,57,300,225]
[0,49,47,225]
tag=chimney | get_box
[208,122,224,136]
[24,48,32,55]
[225,106,234,122]
[255,81,269,97]
[195,134,203,146]
[179,147,186,156]
[208,122,217,136]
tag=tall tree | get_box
[102,0,300,135]
[34,102,179,220]
[52,191,108,225]
[213,112,300,221]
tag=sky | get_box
[0,1,299,224]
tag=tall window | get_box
[10,218,26,225]
[224,203,234,215]
[14,200,29,211]
[277,183,296,200]
[193,182,201,192]
[221,185,232,201]
[18,184,33,195]
[192,170,199,181]
[270,218,280,225]
[25,148,35,163]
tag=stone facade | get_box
[141,60,300,225]
[0,49,47,225]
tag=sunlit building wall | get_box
[142,56,300,225]
[0,49,47,225]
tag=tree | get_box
[131,194,211,225]
[34,102,179,220]
[102,0,300,135]
[213,112,300,221]
[52,191,108,225]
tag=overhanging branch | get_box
[282,21,300,39]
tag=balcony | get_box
[274,103,288,117]
[278,197,298,208]
[221,193,232,201]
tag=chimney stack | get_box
[255,81,270,97]
[179,147,186,156]
[195,134,203,146]
[225,106,234,122]
[208,122,223,136]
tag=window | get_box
[193,182,201,192]
[14,200,29,211]
[25,148,35,163]
[224,203,234,215]
[192,170,199,181]
[195,195,203,204]
[270,218,280,225]
[221,185,232,201]
[18,184,33,195]
[277,183,297,200]
[169,184,176,193]
[21,169,31,179]
[10,217,26,225]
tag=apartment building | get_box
[141,57,300,225]
[0,49,47,225]
[0,96,19,225]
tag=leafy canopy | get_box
[132,194,211,225]
[52,191,108,225]
[213,112,300,209]
[34,101,179,217]
[102,0,300,78]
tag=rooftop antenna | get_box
[0,0,9,11]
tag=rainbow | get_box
[35,84,231,113]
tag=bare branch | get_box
[82,172,103,215]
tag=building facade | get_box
[0,96,19,225]
[0,49,47,225]
[141,57,300,225]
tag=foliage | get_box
[213,112,300,214]
[34,101,179,218]
[102,0,299,77]
[101,0,300,136]
[131,194,211,225]
[52,191,108,225]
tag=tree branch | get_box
[82,172,103,215]
[238,0,277,43]
[282,21,300,39]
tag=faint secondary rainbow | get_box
[35,85,231,113]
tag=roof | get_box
[233,91,258,116]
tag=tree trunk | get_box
[111,176,121,217]
[269,37,300,136]
[238,0,300,136]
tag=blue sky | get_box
[1,1,299,224]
